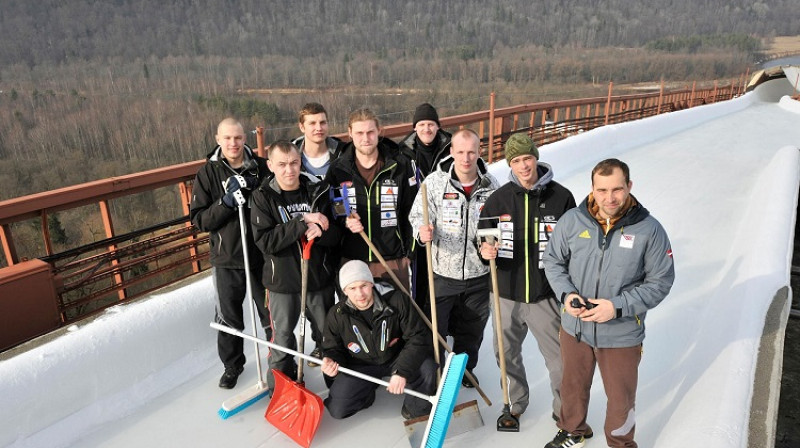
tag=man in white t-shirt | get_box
[292,102,343,180]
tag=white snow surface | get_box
[2,79,799,448]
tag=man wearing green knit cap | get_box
[478,132,581,431]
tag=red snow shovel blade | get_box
[266,369,323,448]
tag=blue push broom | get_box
[217,203,271,419]
[210,322,467,448]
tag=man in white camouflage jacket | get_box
[408,129,499,385]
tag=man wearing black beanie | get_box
[399,103,452,307]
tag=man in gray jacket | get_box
[409,129,499,384]
[542,158,674,448]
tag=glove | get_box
[224,175,259,194]
[222,189,247,208]
[222,175,258,208]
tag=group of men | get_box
[190,102,675,448]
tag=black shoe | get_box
[462,370,478,388]
[307,347,321,367]
[218,366,244,389]
[544,429,585,448]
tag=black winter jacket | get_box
[189,145,269,270]
[250,173,341,293]
[478,163,576,303]
[321,283,432,379]
[324,138,418,262]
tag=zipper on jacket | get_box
[524,194,531,303]
[365,162,398,262]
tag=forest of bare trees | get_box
[0,0,796,202]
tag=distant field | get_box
[764,35,800,56]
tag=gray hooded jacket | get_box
[542,196,674,348]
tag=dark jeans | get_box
[212,267,270,369]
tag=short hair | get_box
[591,158,630,185]
[217,117,244,135]
[298,102,327,124]
[451,128,480,150]
[348,108,381,130]
[267,140,301,158]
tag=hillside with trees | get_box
[0,0,797,201]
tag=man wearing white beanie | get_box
[320,260,437,420]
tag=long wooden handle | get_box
[486,236,511,406]
[420,183,441,384]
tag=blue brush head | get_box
[217,389,271,420]
[422,352,468,448]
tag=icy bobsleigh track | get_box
[1,76,799,448]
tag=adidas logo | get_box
[579,230,591,239]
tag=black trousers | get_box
[324,357,437,419]
[213,267,270,369]
[427,274,490,371]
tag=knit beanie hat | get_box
[413,103,440,127]
[339,260,374,290]
[504,132,539,163]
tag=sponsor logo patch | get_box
[347,342,361,353]
[579,229,591,239]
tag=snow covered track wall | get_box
[0,275,218,448]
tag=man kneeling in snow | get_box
[320,260,437,420]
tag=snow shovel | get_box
[264,237,320,448]
[477,227,519,432]
[296,237,315,385]
[217,202,270,419]
[211,322,468,448]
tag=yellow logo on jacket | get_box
[579,230,591,239]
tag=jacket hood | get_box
[508,161,554,191]
[579,193,650,230]
[436,154,493,189]
[206,143,257,163]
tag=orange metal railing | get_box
[0,79,741,350]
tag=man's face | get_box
[509,154,538,186]
[299,113,329,145]
[216,123,246,166]
[267,149,302,190]
[344,281,374,310]
[414,120,439,145]
[349,120,380,157]
[592,167,632,219]
[450,134,480,180]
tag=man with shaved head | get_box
[408,129,499,386]
[190,118,271,390]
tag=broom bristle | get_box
[420,352,468,448]
[218,384,271,420]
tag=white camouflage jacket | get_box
[409,156,499,281]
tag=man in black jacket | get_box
[189,118,271,389]
[398,103,452,308]
[250,140,341,387]
[325,108,417,290]
[320,260,436,419]
[478,133,577,424]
